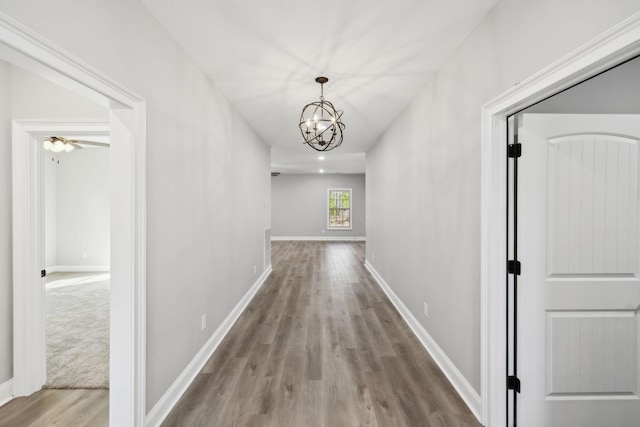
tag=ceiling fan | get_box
[43,136,109,153]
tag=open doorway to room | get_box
[506,55,640,427]
[0,15,146,425]
[42,133,111,391]
[482,14,640,427]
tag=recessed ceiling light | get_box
[319,169,324,173]
[318,155,325,160]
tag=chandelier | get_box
[299,76,345,151]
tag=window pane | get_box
[328,189,351,229]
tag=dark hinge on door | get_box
[41,269,46,278]
[507,116,522,426]
[508,143,522,158]
[507,375,521,393]
[507,260,521,275]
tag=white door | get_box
[518,114,640,427]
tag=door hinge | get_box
[507,260,521,275]
[41,269,46,278]
[507,375,521,393]
[507,143,522,158]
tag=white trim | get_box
[11,124,47,396]
[480,12,640,427]
[1,12,147,426]
[144,267,272,427]
[0,379,13,408]
[46,265,110,273]
[271,236,366,241]
[364,260,482,422]
[327,187,353,231]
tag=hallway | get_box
[163,241,480,426]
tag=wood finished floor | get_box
[0,242,480,426]
[162,241,481,427]
[0,389,108,427]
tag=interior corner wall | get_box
[0,59,12,385]
[366,0,640,395]
[0,0,271,412]
[271,174,366,239]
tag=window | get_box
[328,188,352,230]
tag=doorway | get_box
[42,132,111,390]
[481,14,640,427]
[507,55,640,426]
[2,15,147,425]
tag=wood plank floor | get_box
[0,389,108,427]
[162,241,481,427]
[0,242,480,426]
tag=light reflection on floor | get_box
[45,272,111,289]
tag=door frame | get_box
[2,12,147,427]
[480,12,640,426]
[12,120,110,396]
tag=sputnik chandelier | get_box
[299,76,345,151]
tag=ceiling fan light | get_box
[64,143,75,152]
[43,140,54,151]
[53,140,65,152]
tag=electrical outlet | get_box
[372,252,375,261]
[253,265,257,274]
[201,314,206,330]
[424,302,428,317]
[82,251,88,259]
[322,229,325,234]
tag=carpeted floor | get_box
[45,272,110,389]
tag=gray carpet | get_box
[45,272,110,389]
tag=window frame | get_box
[327,188,353,231]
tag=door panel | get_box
[547,311,637,397]
[547,134,638,277]
[518,114,640,427]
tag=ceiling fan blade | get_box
[66,138,110,148]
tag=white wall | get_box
[10,65,108,120]
[366,0,640,396]
[271,174,366,239]
[0,0,271,412]
[0,59,11,385]
[53,147,110,268]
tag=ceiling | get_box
[140,0,498,174]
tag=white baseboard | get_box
[144,266,273,427]
[271,236,366,241]
[0,379,13,408]
[46,265,110,273]
[364,260,482,422]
